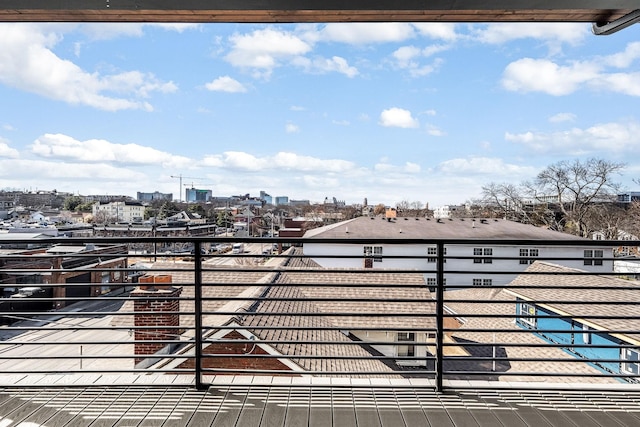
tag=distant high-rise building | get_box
[260,191,273,205]
[137,191,173,202]
[185,188,212,203]
[275,196,289,206]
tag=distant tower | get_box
[364,197,368,207]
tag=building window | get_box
[584,249,604,266]
[373,246,383,262]
[622,348,640,375]
[397,332,415,357]
[427,247,437,263]
[474,247,492,264]
[426,277,446,291]
[364,245,383,262]
[519,302,537,328]
[473,278,492,286]
[519,248,539,265]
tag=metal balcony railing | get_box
[1,233,639,392]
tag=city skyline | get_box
[0,22,639,206]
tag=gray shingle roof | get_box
[304,216,584,240]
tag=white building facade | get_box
[92,201,145,224]
[303,217,613,288]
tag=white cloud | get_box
[473,23,588,46]
[502,58,600,95]
[290,105,306,111]
[438,156,536,176]
[315,56,359,77]
[0,139,19,158]
[505,120,640,155]
[412,23,459,41]
[0,24,177,111]
[224,28,312,79]
[502,42,640,97]
[379,108,419,128]
[594,72,640,97]
[391,45,445,77]
[549,113,576,123]
[78,23,199,40]
[374,160,421,174]
[205,76,247,93]
[603,41,640,68]
[405,162,421,173]
[0,158,146,181]
[30,133,191,168]
[201,151,356,173]
[332,120,350,126]
[315,23,415,44]
[425,124,446,137]
[285,123,300,133]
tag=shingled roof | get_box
[304,216,584,240]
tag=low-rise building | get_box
[92,200,145,224]
[303,216,613,288]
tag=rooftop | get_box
[304,216,584,241]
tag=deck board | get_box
[331,388,357,427]
[353,388,382,427]
[283,387,310,427]
[1,383,640,427]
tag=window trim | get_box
[519,302,537,328]
[397,332,416,357]
[474,247,492,264]
[622,348,640,375]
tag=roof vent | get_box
[437,218,443,223]
[404,217,409,221]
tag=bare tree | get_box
[623,200,640,239]
[535,158,625,237]
[481,182,530,221]
[583,203,627,239]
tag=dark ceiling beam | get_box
[0,1,636,23]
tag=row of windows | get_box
[363,246,607,265]
[426,278,493,287]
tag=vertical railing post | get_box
[194,240,205,390]
[435,241,445,392]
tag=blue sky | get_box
[0,22,639,207]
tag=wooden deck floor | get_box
[1,377,640,426]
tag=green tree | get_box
[63,196,83,211]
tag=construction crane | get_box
[170,175,206,202]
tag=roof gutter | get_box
[593,9,640,35]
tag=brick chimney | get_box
[132,275,182,365]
